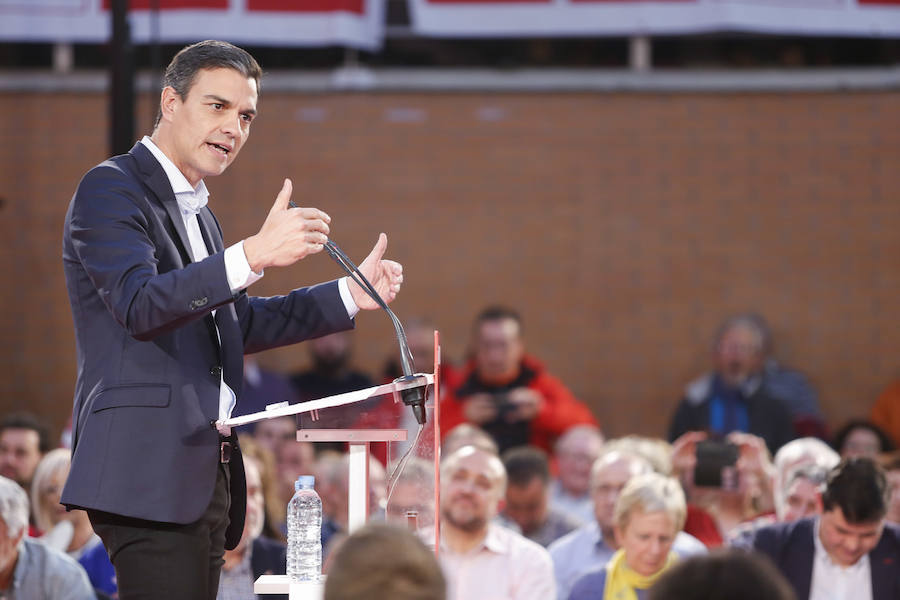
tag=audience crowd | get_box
[4,308,900,599]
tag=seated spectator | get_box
[291,332,375,404]
[771,437,840,520]
[442,424,499,458]
[729,462,830,544]
[314,452,349,556]
[232,356,299,432]
[439,445,556,600]
[668,313,797,454]
[870,378,900,447]
[880,453,900,525]
[291,332,377,453]
[606,435,722,548]
[0,413,51,495]
[386,457,436,529]
[502,446,582,547]
[739,457,900,599]
[567,472,687,600]
[550,426,604,526]
[647,548,796,600]
[30,449,115,597]
[0,475,94,599]
[441,306,596,454]
[549,449,706,600]
[324,523,445,600]
[831,420,896,460]
[671,431,776,539]
[253,415,298,458]
[217,455,287,600]
[237,435,285,541]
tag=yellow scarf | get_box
[602,548,677,600]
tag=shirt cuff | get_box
[338,277,360,319]
[224,241,264,294]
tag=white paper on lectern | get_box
[219,374,434,428]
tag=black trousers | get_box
[88,463,231,600]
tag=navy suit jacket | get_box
[61,142,353,548]
[750,517,900,600]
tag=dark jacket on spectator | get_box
[668,374,795,453]
[745,517,900,600]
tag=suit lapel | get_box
[197,207,223,255]
[129,142,194,264]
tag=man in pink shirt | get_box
[439,445,556,600]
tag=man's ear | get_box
[159,86,181,123]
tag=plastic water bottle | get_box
[287,475,322,582]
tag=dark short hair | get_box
[154,40,262,127]
[324,523,445,600]
[648,549,796,600]
[502,445,550,487]
[0,413,52,453]
[821,457,888,524]
[831,419,896,455]
[475,306,522,331]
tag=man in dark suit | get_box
[741,457,900,600]
[60,40,404,600]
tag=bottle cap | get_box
[295,475,315,491]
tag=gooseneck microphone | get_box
[288,202,427,425]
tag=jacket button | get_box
[210,366,223,378]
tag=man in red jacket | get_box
[441,306,596,454]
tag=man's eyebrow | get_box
[203,94,231,105]
[202,94,257,116]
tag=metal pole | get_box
[110,0,135,156]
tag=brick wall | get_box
[1,89,898,442]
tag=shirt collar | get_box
[440,524,511,556]
[140,136,209,215]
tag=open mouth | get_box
[207,142,231,156]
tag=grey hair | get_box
[714,313,771,355]
[30,448,72,533]
[613,472,687,532]
[0,476,30,546]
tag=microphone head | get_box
[395,375,427,425]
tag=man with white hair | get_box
[0,475,94,599]
[439,445,555,600]
[772,437,840,520]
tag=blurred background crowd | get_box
[0,1,899,598]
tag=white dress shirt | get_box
[440,523,557,600]
[140,136,358,423]
[810,518,873,600]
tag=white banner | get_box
[408,0,900,37]
[0,0,384,50]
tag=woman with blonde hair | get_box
[568,472,686,600]
[31,448,116,596]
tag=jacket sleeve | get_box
[66,164,234,341]
[530,373,597,443]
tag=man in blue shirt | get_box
[0,476,94,599]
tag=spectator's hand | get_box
[727,432,776,512]
[350,233,404,310]
[671,430,708,486]
[505,387,542,422]
[243,178,331,271]
[463,393,498,425]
